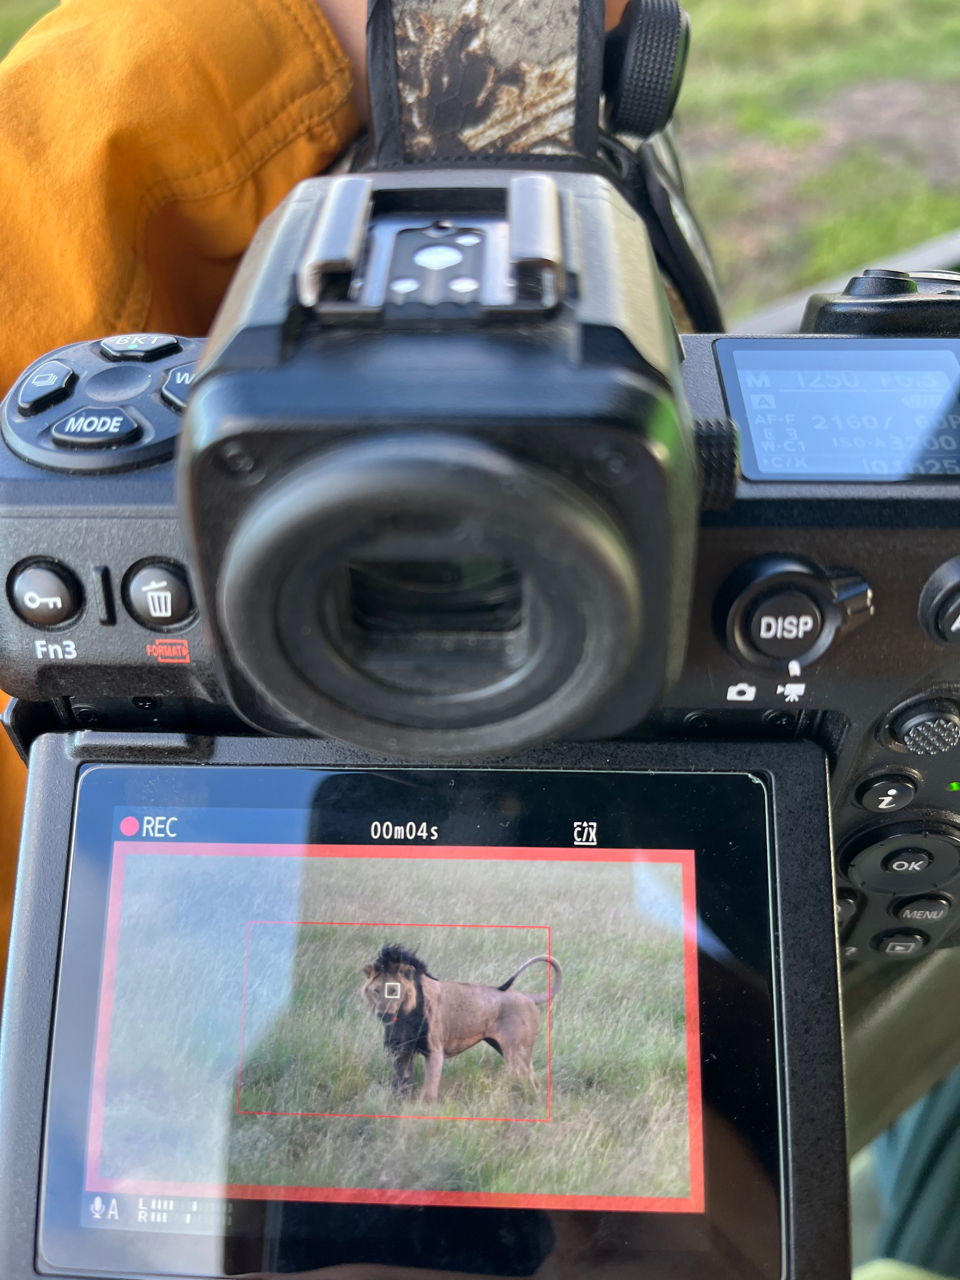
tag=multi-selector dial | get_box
[892,700,960,756]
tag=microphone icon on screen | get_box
[90,1197,105,1219]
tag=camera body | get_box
[5,173,960,966]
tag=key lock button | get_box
[10,562,80,626]
[715,554,873,673]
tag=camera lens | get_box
[217,434,643,758]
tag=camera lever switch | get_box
[715,554,872,673]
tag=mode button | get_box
[50,408,141,450]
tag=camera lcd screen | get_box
[39,766,781,1280]
[714,336,960,480]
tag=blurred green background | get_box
[677,0,960,317]
[0,0,49,63]
[3,0,959,321]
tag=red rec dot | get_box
[119,816,139,837]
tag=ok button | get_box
[51,407,141,450]
[883,850,931,875]
[748,590,823,660]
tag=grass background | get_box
[1,0,958,319]
[98,853,692,1202]
[678,0,960,315]
[0,0,49,60]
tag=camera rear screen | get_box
[39,766,781,1280]
[715,336,960,480]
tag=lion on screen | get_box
[362,943,562,1101]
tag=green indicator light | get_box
[949,782,960,792]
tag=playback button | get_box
[877,932,927,957]
[50,408,141,450]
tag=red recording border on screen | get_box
[86,842,704,1215]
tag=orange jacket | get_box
[0,0,360,988]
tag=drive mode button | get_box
[51,408,141,449]
[748,590,823,659]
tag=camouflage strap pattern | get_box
[369,0,603,164]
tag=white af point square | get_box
[384,982,401,999]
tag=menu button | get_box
[896,897,950,923]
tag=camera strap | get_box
[366,0,606,167]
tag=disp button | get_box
[747,590,823,659]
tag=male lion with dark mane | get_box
[362,943,562,1101]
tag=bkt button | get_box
[51,408,141,450]
[748,590,823,660]
[100,334,181,362]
